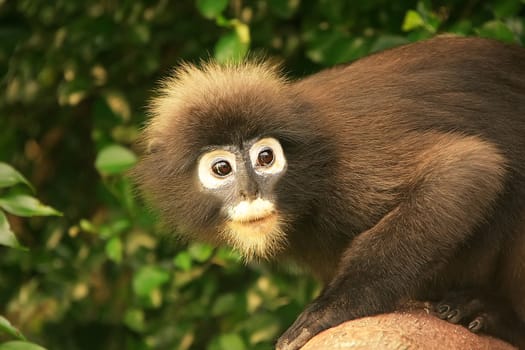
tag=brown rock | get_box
[301,310,516,350]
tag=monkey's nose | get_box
[239,189,259,200]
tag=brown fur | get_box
[132,36,525,350]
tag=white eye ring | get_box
[249,137,286,175]
[198,150,236,189]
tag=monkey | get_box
[132,36,525,350]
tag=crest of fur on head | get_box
[144,59,290,152]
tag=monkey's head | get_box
[133,62,333,260]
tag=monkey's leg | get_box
[276,136,507,350]
[434,290,525,347]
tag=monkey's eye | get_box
[249,137,286,175]
[212,160,232,177]
[257,148,274,167]
[198,150,236,189]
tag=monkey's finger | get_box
[435,303,461,322]
[468,316,486,333]
[435,303,451,318]
[446,309,462,323]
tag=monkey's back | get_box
[294,36,525,204]
[294,36,525,161]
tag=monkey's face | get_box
[134,62,333,261]
[196,137,288,259]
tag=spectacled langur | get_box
[133,36,525,350]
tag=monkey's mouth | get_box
[234,213,276,225]
[225,199,280,236]
[226,213,279,236]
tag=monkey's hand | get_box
[276,296,346,350]
[433,289,525,347]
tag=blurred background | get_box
[0,1,524,349]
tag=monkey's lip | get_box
[230,213,277,225]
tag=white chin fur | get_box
[223,198,286,260]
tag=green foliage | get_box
[0,163,34,192]
[0,195,61,218]
[0,0,523,349]
[95,144,137,175]
[0,341,46,350]
[0,212,22,250]
[0,162,61,252]
[0,318,46,350]
[0,316,26,341]
[197,0,229,19]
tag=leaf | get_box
[218,333,246,350]
[197,0,228,19]
[0,194,62,217]
[132,266,170,297]
[173,251,193,271]
[233,21,250,46]
[0,163,34,191]
[476,20,516,43]
[123,309,145,332]
[79,219,97,234]
[448,20,472,35]
[99,218,131,239]
[0,316,26,340]
[402,10,425,32]
[214,31,249,64]
[105,236,123,263]
[188,243,214,263]
[305,31,368,65]
[0,341,47,350]
[0,211,27,250]
[95,144,137,175]
[214,246,242,264]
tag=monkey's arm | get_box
[276,135,507,350]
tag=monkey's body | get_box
[134,37,525,349]
[290,36,525,311]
